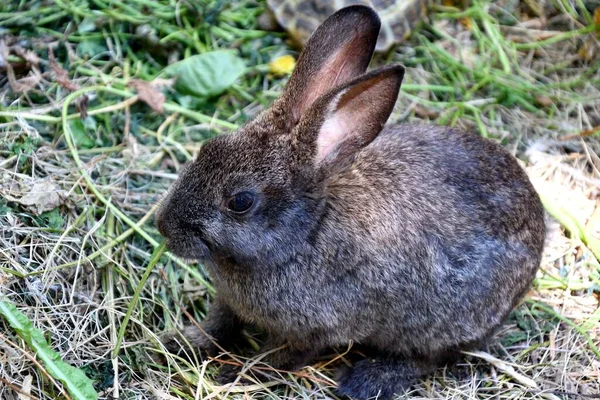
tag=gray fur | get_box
[156,5,545,399]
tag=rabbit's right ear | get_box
[275,6,380,128]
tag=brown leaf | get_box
[12,46,40,66]
[48,47,79,91]
[128,78,171,113]
[78,95,89,119]
[5,181,66,215]
[0,39,40,93]
[13,75,41,92]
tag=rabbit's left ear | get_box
[293,65,405,169]
[276,5,381,127]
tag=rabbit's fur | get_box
[156,5,546,399]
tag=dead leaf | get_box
[128,79,169,113]
[78,95,89,119]
[7,181,66,215]
[12,46,40,66]
[11,75,41,92]
[0,39,40,93]
[48,47,79,91]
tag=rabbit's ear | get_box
[294,65,405,169]
[277,6,380,127]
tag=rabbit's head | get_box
[156,5,405,266]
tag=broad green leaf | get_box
[0,301,98,400]
[67,119,95,149]
[163,50,246,98]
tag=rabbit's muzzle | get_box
[156,206,211,261]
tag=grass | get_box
[0,0,599,398]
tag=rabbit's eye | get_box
[227,191,255,214]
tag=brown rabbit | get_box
[155,5,546,399]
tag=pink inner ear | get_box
[316,107,352,164]
[314,73,394,165]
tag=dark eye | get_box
[227,191,255,214]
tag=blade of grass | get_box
[112,240,166,359]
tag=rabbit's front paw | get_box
[336,357,420,400]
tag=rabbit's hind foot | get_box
[336,356,431,400]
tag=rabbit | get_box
[155,5,546,399]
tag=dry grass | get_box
[0,0,599,399]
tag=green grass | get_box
[1,0,600,399]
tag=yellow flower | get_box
[269,55,296,76]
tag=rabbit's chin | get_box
[165,236,210,262]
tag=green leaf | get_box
[76,39,107,58]
[7,135,40,158]
[0,301,98,400]
[163,50,246,98]
[41,208,65,229]
[67,119,95,149]
[77,16,97,34]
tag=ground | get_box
[0,0,599,399]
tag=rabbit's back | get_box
[333,124,543,241]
